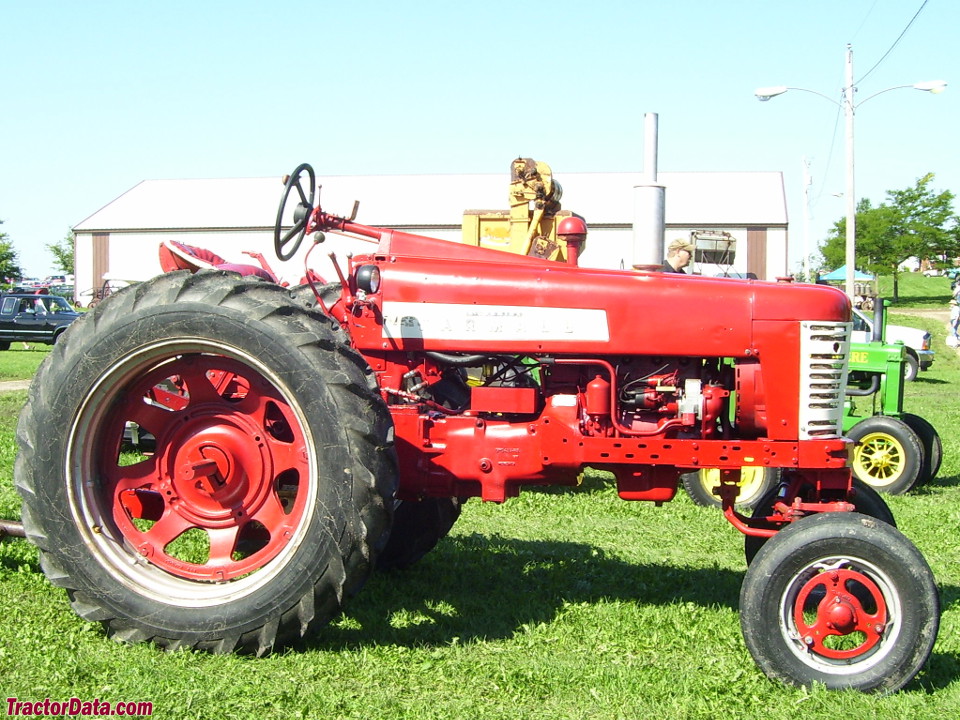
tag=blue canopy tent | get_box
[820,265,874,282]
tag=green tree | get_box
[47,230,75,275]
[821,174,959,301]
[0,219,24,283]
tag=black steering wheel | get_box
[274,163,316,261]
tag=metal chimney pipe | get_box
[632,113,666,270]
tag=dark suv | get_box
[0,293,80,349]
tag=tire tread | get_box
[15,270,396,654]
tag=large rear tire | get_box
[15,271,396,654]
[900,413,942,485]
[740,512,939,692]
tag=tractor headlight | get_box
[356,265,381,294]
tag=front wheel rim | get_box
[779,555,900,674]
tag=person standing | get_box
[949,299,960,348]
[662,238,694,273]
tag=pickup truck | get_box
[851,305,933,382]
[0,293,80,349]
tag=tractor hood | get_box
[346,230,852,359]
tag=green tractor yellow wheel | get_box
[848,416,924,495]
[682,466,779,510]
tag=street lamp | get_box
[755,44,946,300]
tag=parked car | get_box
[851,306,933,381]
[46,284,76,303]
[0,292,80,348]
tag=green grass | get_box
[2,282,960,719]
[0,345,49,381]
[878,270,953,306]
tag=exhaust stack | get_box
[632,112,666,271]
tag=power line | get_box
[810,103,843,212]
[851,0,880,40]
[855,0,929,85]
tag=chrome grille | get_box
[798,321,851,439]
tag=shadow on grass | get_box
[913,375,951,385]
[307,531,960,692]
[311,533,745,651]
[889,295,952,308]
[921,582,960,691]
[0,533,41,573]
[909,473,960,494]
[923,651,960,692]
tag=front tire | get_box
[848,416,924,495]
[15,271,397,654]
[902,352,920,382]
[740,512,939,692]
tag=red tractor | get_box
[13,164,939,693]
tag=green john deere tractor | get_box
[842,300,941,495]
[683,299,941,507]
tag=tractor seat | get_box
[158,240,276,281]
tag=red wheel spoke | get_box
[794,567,886,659]
[207,525,241,567]
[220,376,271,418]
[143,510,195,549]
[247,493,291,537]
[125,401,179,436]
[177,362,223,406]
[228,383,308,472]
[264,435,306,474]
[107,457,159,495]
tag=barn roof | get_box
[73,171,787,232]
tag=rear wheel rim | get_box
[699,466,769,505]
[852,432,906,489]
[67,339,316,605]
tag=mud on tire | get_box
[14,271,397,654]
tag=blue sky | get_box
[1,0,956,277]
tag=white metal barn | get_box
[72,170,788,302]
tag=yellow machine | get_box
[461,158,581,261]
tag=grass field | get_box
[1,275,959,719]
[0,345,49,381]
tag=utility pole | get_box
[843,43,856,300]
[802,157,812,281]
